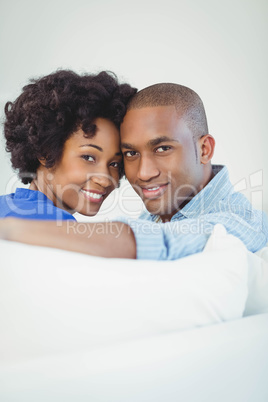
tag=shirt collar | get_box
[151,165,232,222]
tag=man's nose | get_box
[137,156,160,181]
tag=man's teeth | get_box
[147,186,160,191]
[81,190,103,199]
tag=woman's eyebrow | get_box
[79,144,122,156]
[80,144,103,152]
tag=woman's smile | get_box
[80,188,106,203]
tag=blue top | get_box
[0,188,76,221]
[117,165,268,260]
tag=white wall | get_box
[1,0,267,220]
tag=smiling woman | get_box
[0,70,136,220]
[31,120,123,217]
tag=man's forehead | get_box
[121,105,183,135]
[121,135,180,150]
[120,113,191,150]
[123,104,178,120]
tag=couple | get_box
[0,69,267,259]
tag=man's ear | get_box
[198,134,215,164]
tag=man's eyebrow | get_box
[148,136,179,147]
[79,144,122,156]
[121,136,179,150]
[121,142,135,150]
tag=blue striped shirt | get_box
[117,165,268,260]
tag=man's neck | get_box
[158,164,215,222]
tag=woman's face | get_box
[39,118,122,216]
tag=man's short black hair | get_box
[127,83,208,140]
[4,69,137,184]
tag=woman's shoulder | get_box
[0,188,76,221]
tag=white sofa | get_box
[0,225,268,401]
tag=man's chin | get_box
[144,201,179,220]
[144,201,169,217]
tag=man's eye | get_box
[82,155,95,162]
[124,151,137,157]
[156,146,171,153]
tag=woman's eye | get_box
[82,155,95,162]
[124,151,137,157]
[156,146,171,153]
[110,161,120,168]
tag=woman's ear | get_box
[199,134,215,164]
[38,157,47,167]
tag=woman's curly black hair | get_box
[4,70,137,184]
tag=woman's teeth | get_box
[81,190,103,199]
[147,187,160,191]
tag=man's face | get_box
[120,105,205,221]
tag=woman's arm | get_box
[0,218,136,259]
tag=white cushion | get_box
[204,224,268,316]
[1,314,268,402]
[0,224,248,363]
[243,247,268,316]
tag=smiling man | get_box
[120,84,215,222]
[0,83,267,259]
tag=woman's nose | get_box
[90,173,113,189]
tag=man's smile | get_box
[139,183,169,199]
